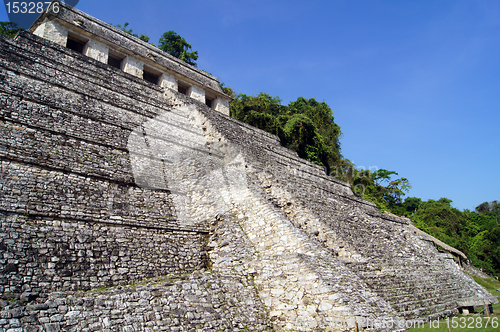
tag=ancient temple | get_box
[0,1,496,331]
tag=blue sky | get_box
[2,0,499,211]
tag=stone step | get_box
[11,33,172,114]
[251,253,402,331]
[0,48,201,151]
[400,301,458,320]
[371,280,461,298]
[361,268,454,279]
[194,78,497,327]
[358,266,463,284]
[384,286,463,305]
[357,262,457,274]
[391,293,460,313]
[229,183,402,330]
[367,277,459,290]
[252,252,355,324]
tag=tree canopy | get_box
[332,164,412,212]
[113,23,198,67]
[0,21,23,38]
[408,198,500,275]
[333,161,500,274]
[114,22,150,43]
[158,31,199,67]
[230,93,341,169]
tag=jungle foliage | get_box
[4,18,497,275]
[330,157,500,274]
[410,199,500,275]
[228,90,499,275]
[0,21,23,38]
[230,93,341,169]
[158,31,198,67]
[113,23,198,66]
[114,22,151,43]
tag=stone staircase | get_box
[2,26,496,331]
[143,100,405,330]
[347,256,495,322]
[236,162,498,324]
[348,262,459,320]
[190,101,499,328]
[226,179,402,330]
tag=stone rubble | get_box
[0,5,497,331]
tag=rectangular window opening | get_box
[178,81,190,95]
[66,32,87,54]
[205,97,214,108]
[143,65,161,85]
[108,49,125,69]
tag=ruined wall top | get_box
[28,0,231,114]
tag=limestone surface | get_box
[0,4,497,331]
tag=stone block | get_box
[160,72,178,91]
[84,39,109,63]
[187,85,205,103]
[32,19,68,46]
[43,323,61,332]
[122,56,144,78]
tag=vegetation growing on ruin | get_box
[114,23,198,67]
[227,89,500,275]
[113,22,151,43]
[158,31,199,67]
[410,200,500,274]
[230,93,341,169]
[4,18,497,275]
[0,21,23,38]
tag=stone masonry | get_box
[0,1,497,331]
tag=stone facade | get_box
[32,18,67,46]
[0,1,497,331]
[29,1,231,116]
[0,271,269,332]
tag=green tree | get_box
[230,93,342,168]
[386,177,412,205]
[409,198,500,274]
[372,169,398,186]
[112,24,201,68]
[282,114,324,165]
[476,201,500,214]
[220,82,236,98]
[114,22,150,42]
[402,197,422,214]
[0,21,23,38]
[342,168,412,213]
[158,31,198,67]
[287,97,341,166]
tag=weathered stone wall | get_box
[193,85,496,326]
[0,31,208,295]
[0,30,272,331]
[0,15,496,331]
[0,272,270,332]
[0,212,204,294]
